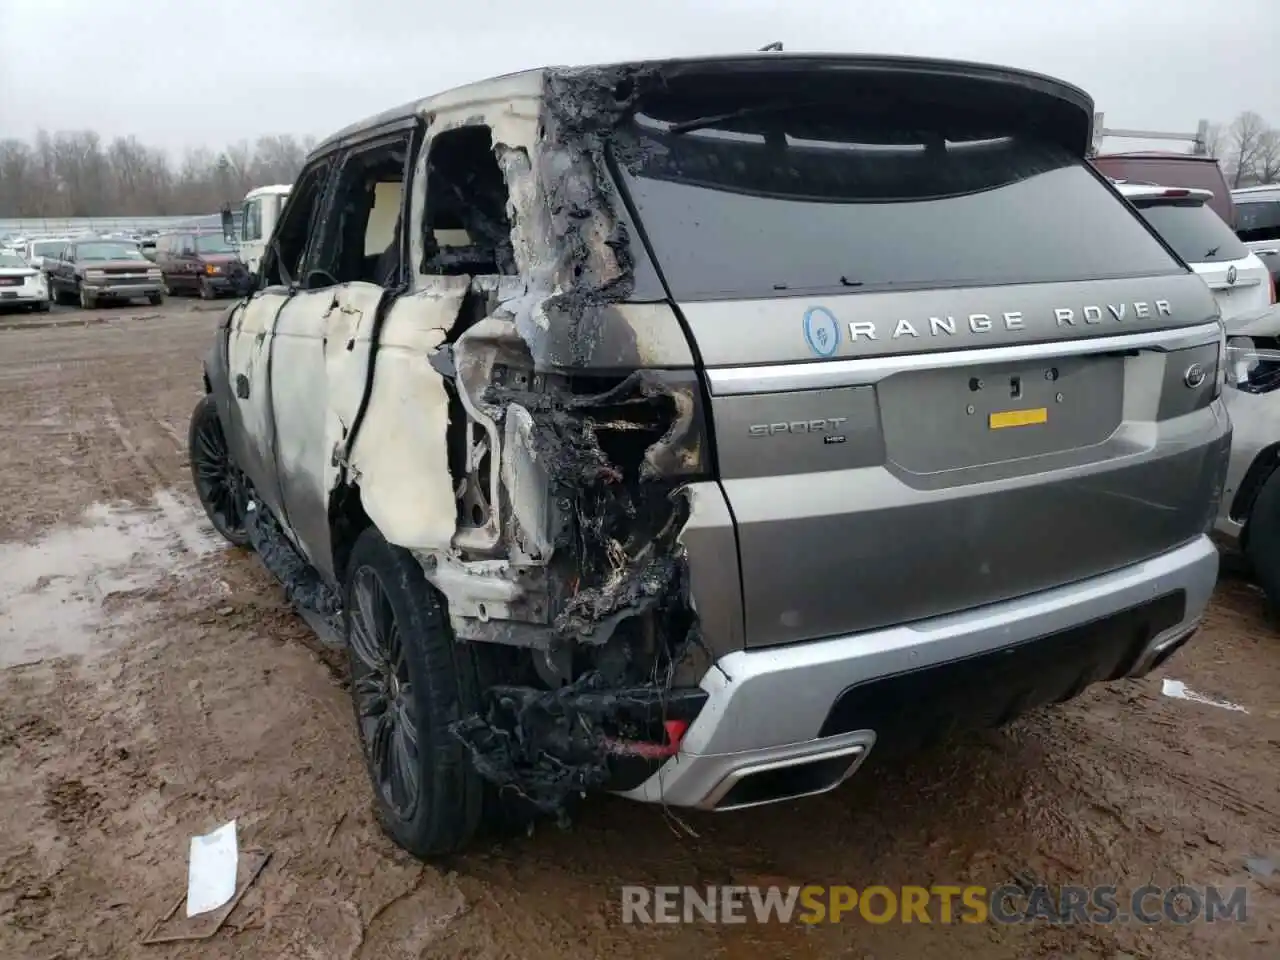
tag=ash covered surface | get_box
[522,65,659,367]
[450,670,707,816]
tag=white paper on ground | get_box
[186,819,239,917]
[1161,679,1249,714]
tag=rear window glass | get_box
[1236,199,1280,243]
[1133,201,1248,264]
[612,111,1183,301]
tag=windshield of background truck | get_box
[612,109,1184,301]
[195,234,235,254]
[76,242,146,261]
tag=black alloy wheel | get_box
[187,395,249,546]
[342,526,486,857]
[348,566,422,821]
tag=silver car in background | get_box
[1218,303,1280,608]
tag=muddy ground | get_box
[0,300,1277,959]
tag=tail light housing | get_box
[563,369,714,482]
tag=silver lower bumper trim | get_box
[620,535,1218,809]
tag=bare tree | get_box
[0,140,35,216]
[1229,111,1268,187]
[0,128,315,218]
[1256,129,1280,185]
[1201,122,1226,160]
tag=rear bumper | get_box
[620,534,1218,810]
[0,289,47,305]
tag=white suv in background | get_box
[1117,183,1274,321]
[23,237,70,274]
[1233,184,1280,298]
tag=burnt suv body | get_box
[188,54,1230,858]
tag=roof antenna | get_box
[759,41,783,52]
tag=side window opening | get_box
[309,135,411,289]
[421,126,514,277]
[262,163,331,288]
[242,199,262,242]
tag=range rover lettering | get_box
[188,54,1230,858]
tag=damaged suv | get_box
[190,54,1230,857]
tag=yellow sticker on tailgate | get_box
[989,407,1048,429]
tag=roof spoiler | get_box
[646,55,1096,156]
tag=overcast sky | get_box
[1,0,1275,155]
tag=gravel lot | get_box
[0,299,1277,959]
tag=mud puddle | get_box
[0,490,221,667]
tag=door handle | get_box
[235,374,250,399]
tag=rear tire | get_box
[344,526,485,859]
[1246,470,1280,616]
[188,395,249,546]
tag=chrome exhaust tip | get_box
[705,731,875,812]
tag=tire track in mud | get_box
[100,393,168,486]
[153,416,185,450]
[1046,710,1280,826]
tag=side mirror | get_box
[221,204,235,243]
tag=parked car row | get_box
[0,228,252,311]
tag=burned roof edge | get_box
[308,69,548,161]
[307,52,1094,163]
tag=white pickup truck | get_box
[221,183,291,275]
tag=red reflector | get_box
[663,719,690,749]
[602,718,690,759]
